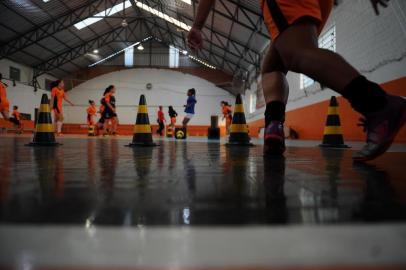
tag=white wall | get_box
[0,59,56,118]
[64,68,235,125]
[246,0,406,122]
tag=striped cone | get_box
[88,125,96,136]
[226,94,253,146]
[128,95,157,147]
[319,96,349,148]
[166,125,174,138]
[27,94,60,146]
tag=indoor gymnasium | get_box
[1,0,406,269]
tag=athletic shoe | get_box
[353,95,406,162]
[264,121,286,156]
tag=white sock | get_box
[57,121,63,133]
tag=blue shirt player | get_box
[183,88,197,128]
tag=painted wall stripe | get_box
[39,104,51,113]
[324,126,342,135]
[134,125,152,134]
[230,124,248,133]
[36,124,54,133]
[234,104,245,113]
[137,105,148,114]
[327,107,339,115]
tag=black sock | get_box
[341,76,387,115]
[265,101,286,126]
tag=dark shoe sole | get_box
[353,101,406,162]
[264,136,286,156]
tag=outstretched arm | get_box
[63,95,74,106]
[187,0,216,50]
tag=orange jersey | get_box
[222,105,232,116]
[170,117,176,125]
[87,105,97,116]
[87,105,97,125]
[260,0,333,40]
[222,105,233,122]
[0,82,9,112]
[51,87,66,113]
[99,104,105,114]
[12,110,21,121]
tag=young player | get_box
[0,73,10,120]
[10,106,23,134]
[96,102,105,136]
[86,100,97,126]
[157,106,166,136]
[188,0,406,162]
[168,106,178,136]
[101,85,118,136]
[183,88,197,128]
[221,101,233,135]
[50,79,74,136]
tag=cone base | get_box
[319,144,350,149]
[226,142,254,147]
[26,142,62,147]
[127,142,158,147]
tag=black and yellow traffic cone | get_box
[319,96,350,148]
[166,125,174,138]
[128,95,157,147]
[27,94,60,147]
[226,94,253,146]
[88,125,96,136]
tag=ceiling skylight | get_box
[88,36,152,67]
[74,0,191,31]
[74,1,132,30]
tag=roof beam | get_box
[142,18,248,74]
[0,0,115,59]
[34,19,143,77]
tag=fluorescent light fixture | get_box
[137,44,144,51]
[74,0,132,30]
[93,49,99,54]
[74,0,191,31]
[43,0,51,2]
[188,55,216,69]
[88,36,152,67]
[182,50,188,55]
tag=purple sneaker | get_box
[264,121,286,156]
[353,95,406,162]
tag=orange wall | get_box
[0,119,35,130]
[0,120,224,137]
[248,77,406,143]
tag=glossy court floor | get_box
[0,134,406,269]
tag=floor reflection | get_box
[0,137,405,226]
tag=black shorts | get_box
[102,110,117,119]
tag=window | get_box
[300,25,336,90]
[45,79,53,91]
[249,93,257,114]
[169,45,179,68]
[9,66,21,81]
[124,46,134,67]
